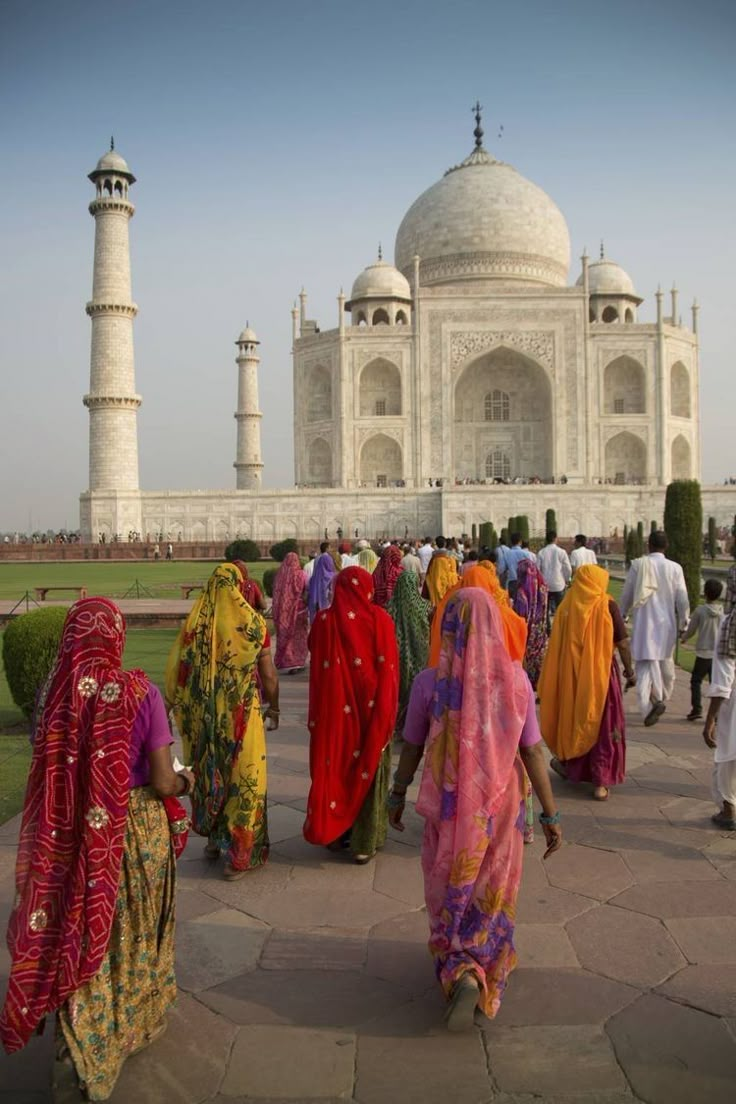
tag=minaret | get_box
[234,324,264,489]
[84,140,141,492]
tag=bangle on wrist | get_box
[387,791,406,809]
[177,771,191,797]
[266,706,280,714]
[538,810,561,825]
[393,772,413,788]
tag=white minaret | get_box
[84,141,141,493]
[234,324,264,489]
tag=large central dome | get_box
[394,145,570,288]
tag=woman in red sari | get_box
[0,598,193,1100]
[304,566,399,862]
[231,559,267,612]
[372,544,404,608]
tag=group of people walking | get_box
[3,533,735,1096]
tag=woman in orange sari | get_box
[429,562,527,666]
[538,564,635,801]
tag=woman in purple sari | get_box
[513,559,549,690]
[308,552,337,624]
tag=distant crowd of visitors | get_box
[2,532,735,1096]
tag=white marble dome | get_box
[394,146,570,288]
[577,258,637,297]
[237,325,259,344]
[90,148,135,182]
[349,258,411,302]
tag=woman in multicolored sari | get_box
[386,570,431,735]
[513,558,549,690]
[304,566,399,863]
[0,598,192,1099]
[271,551,309,671]
[388,588,562,1031]
[166,563,280,879]
[538,563,635,801]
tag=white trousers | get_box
[635,658,675,718]
[713,760,736,807]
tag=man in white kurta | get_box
[619,531,690,725]
[704,611,736,829]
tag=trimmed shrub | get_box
[650,519,658,534]
[471,523,477,545]
[3,606,68,718]
[625,529,638,567]
[707,517,717,562]
[635,521,645,558]
[545,508,557,535]
[269,538,298,563]
[663,480,703,607]
[224,539,261,563]
[479,522,493,550]
[262,567,279,597]
[499,527,510,547]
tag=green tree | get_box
[545,508,557,535]
[3,606,68,718]
[706,517,717,562]
[650,519,658,534]
[663,480,703,607]
[269,538,299,562]
[500,527,510,547]
[625,529,638,567]
[471,523,477,545]
[479,521,493,550]
[262,567,279,597]
[636,521,645,558]
[224,538,261,563]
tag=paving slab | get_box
[266,803,308,844]
[664,916,736,964]
[221,1026,355,1099]
[545,843,634,901]
[354,1028,490,1104]
[609,879,736,919]
[566,904,686,988]
[491,968,639,1026]
[606,993,736,1104]
[485,1025,626,1095]
[260,927,367,971]
[657,964,736,1018]
[372,842,426,907]
[513,923,579,968]
[176,907,270,992]
[619,842,720,882]
[199,967,407,1028]
[365,908,432,995]
[516,881,596,924]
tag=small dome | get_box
[578,258,637,297]
[349,259,411,303]
[394,145,570,288]
[89,147,136,183]
[237,325,259,344]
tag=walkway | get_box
[1,668,736,1103]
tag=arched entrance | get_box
[360,433,402,486]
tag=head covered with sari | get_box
[416,587,530,1014]
[428,562,527,666]
[230,560,261,608]
[386,571,431,727]
[512,559,549,689]
[1,598,149,1053]
[307,552,337,622]
[372,544,404,608]
[538,563,613,761]
[304,566,399,845]
[357,546,379,573]
[271,552,308,669]
[165,563,266,836]
[424,553,459,606]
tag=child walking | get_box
[681,579,724,721]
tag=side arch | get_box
[671,435,691,479]
[605,431,647,484]
[307,437,333,486]
[671,362,691,418]
[603,356,645,414]
[359,358,402,417]
[360,433,403,486]
[305,365,332,423]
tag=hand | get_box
[624,673,637,690]
[703,717,717,749]
[179,768,195,795]
[266,707,280,731]
[542,822,562,859]
[388,797,406,831]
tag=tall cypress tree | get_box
[663,480,703,607]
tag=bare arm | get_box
[258,648,280,728]
[148,744,194,799]
[519,743,562,858]
[616,638,636,687]
[387,742,425,831]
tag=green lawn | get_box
[0,561,267,602]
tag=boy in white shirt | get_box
[681,579,724,720]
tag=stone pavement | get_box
[2,666,736,1104]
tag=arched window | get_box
[602,306,619,323]
[624,308,634,323]
[604,356,646,414]
[356,312,367,327]
[396,310,408,326]
[372,308,390,325]
[114,180,123,197]
[671,435,691,479]
[671,362,691,418]
[484,389,510,422]
[103,179,113,196]
[485,450,511,480]
[359,358,402,416]
[306,365,332,423]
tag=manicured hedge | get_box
[663,480,702,607]
[2,606,68,718]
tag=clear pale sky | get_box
[1,0,734,532]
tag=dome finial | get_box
[600,240,605,260]
[110,135,115,152]
[472,100,484,149]
[378,242,383,261]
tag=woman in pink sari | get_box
[272,552,309,671]
[388,588,562,1030]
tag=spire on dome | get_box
[110,135,115,151]
[600,240,605,260]
[472,101,484,149]
[378,242,383,261]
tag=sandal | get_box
[444,975,479,1032]
[550,757,568,780]
[593,787,609,801]
[354,852,376,865]
[223,863,249,880]
[711,812,736,831]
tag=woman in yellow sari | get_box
[423,545,459,606]
[538,564,635,801]
[165,563,280,878]
[429,562,527,667]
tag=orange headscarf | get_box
[424,554,459,606]
[537,563,614,761]
[428,562,527,666]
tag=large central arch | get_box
[453,347,553,480]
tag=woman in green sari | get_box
[165,563,279,880]
[386,571,431,736]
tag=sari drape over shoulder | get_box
[304,567,399,845]
[424,554,459,606]
[1,599,148,1054]
[538,564,614,761]
[428,563,527,666]
[386,571,431,732]
[417,588,530,1017]
[271,552,309,669]
[512,559,549,689]
[165,563,269,870]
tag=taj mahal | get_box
[79,112,734,544]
